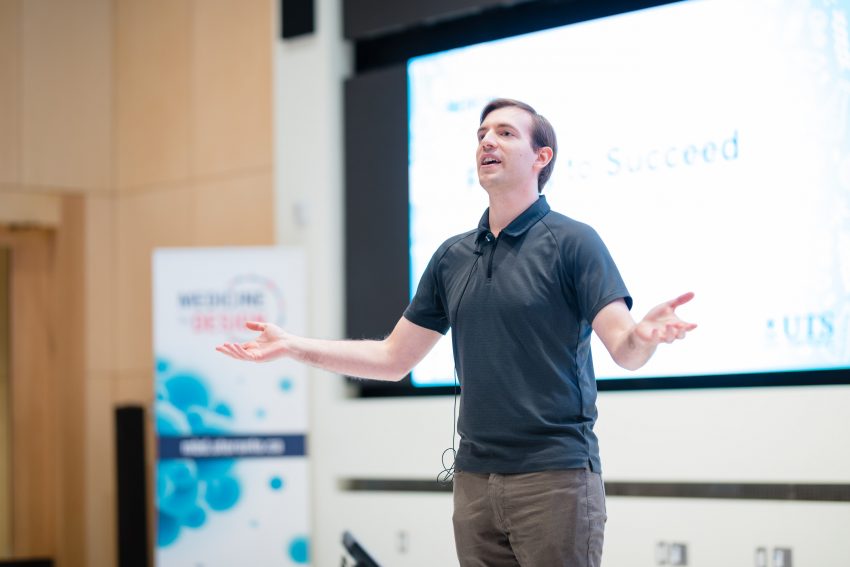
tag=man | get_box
[217,98,696,566]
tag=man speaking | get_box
[218,98,696,566]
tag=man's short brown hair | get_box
[480,98,557,192]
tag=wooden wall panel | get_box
[82,196,118,567]
[115,186,194,373]
[0,247,11,557]
[52,196,87,567]
[0,192,61,227]
[0,198,87,566]
[84,196,118,374]
[0,2,277,565]
[0,0,21,187]
[192,0,274,177]
[2,228,57,558]
[115,0,192,190]
[20,0,112,191]
[192,172,275,245]
[84,374,116,567]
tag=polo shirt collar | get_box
[476,195,551,241]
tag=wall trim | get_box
[341,479,850,502]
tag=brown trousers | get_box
[453,469,606,567]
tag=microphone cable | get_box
[437,367,460,484]
[437,238,485,484]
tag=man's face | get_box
[476,106,541,193]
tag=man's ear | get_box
[535,146,554,170]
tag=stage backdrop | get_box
[153,247,310,566]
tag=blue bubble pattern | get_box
[155,362,241,548]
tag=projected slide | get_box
[408,0,850,386]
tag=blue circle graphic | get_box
[165,373,210,411]
[288,536,309,564]
[158,512,180,547]
[185,506,207,529]
[205,476,241,511]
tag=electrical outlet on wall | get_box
[669,542,688,565]
[755,547,768,567]
[655,541,688,565]
[396,530,409,554]
[773,547,792,567]
[655,541,669,565]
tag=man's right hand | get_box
[216,321,288,363]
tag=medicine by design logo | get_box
[175,274,287,341]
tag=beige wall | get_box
[0,248,10,556]
[0,1,276,565]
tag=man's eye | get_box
[501,131,512,136]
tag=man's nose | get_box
[479,133,497,149]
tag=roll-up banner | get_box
[153,247,310,566]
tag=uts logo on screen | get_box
[766,311,835,346]
[176,274,286,340]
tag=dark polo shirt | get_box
[404,196,631,474]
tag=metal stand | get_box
[341,531,381,567]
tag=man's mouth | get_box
[480,156,501,166]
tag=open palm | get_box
[634,292,697,344]
[216,321,288,362]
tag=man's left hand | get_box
[634,291,697,345]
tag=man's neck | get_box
[486,186,539,237]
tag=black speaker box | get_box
[281,0,315,38]
[115,406,149,567]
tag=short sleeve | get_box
[403,251,451,334]
[570,226,632,325]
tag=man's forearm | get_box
[610,326,658,371]
[593,294,696,372]
[283,335,409,381]
[217,317,441,377]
